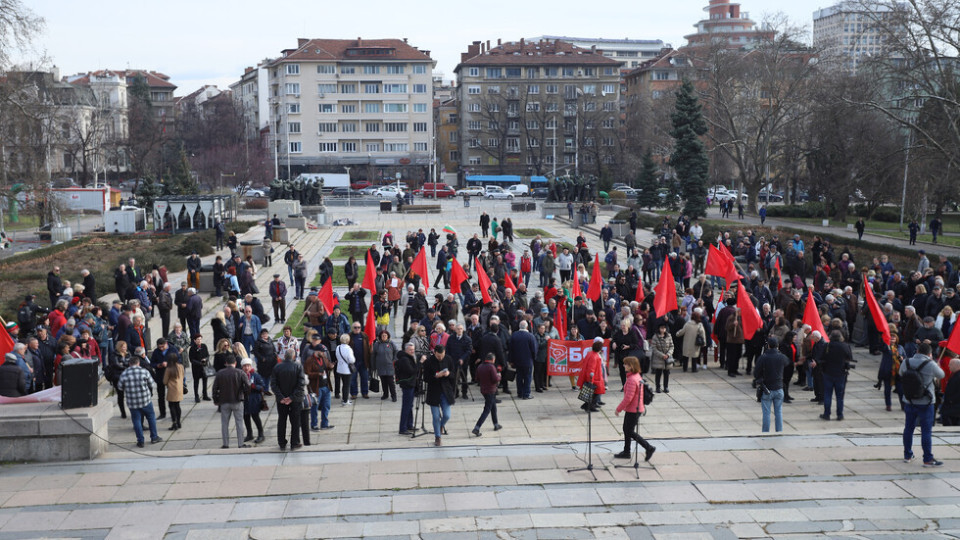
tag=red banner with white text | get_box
[546,339,610,377]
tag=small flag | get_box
[411,249,430,296]
[442,225,457,235]
[653,256,678,317]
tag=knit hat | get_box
[240,358,253,367]
[4,321,18,333]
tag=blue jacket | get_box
[238,314,262,340]
[507,330,538,368]
[325,313,350,336]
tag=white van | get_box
[506,184,529,197]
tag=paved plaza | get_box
[2,200,959,539]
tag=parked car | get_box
[330,187,358,198]
[245,188,266,198]
[612,187,639,197]
[611,183,632,191]
[358,186,381,196]
[350,181,371,191]
[506,184,530,197]
[374,186,405,198]
[415,183,457,198]
[484,186,514,200]
[757,190,783,202]
[457,186,485,197]
[531,187,549,199]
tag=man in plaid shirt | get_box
[117,356,163,448]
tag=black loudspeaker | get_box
[61,358,100,409]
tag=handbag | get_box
[502,365,517,382]
[369,377,381,393]
[204,365,216,378]
[577,381,596,403]
[260,399,269,412]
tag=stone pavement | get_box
[2,199,959,539]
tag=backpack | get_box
[901,358,932,402]
[642,381,655,406]
[17,304,33,327]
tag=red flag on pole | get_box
[362,251,377,293]
[411,249,430,297]
[635,282,645,304]
[587,254,603,302]
[719,243,740,282]
[555,296,567,340]
[737,281,762,340]
[774,256,782,284]
[475,258,493,304]
[365,297,377,345]
[945,323,960,356]
[803,287,830,343]
[504,271,518,293]
[862,276,891,346]
[653,256,678,317]
[449,257,468,294]
[319,278,336,316]
[0,326,14,360]
[572,267,583,299]
[704,244,731,278]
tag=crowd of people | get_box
[2,209,958,464]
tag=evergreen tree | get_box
[636,150,660,209]
[670,80,710,219]
[165,143,199,196]
[135,177,164,210]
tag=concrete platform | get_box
[0,399,112,462]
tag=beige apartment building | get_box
[264,38,436,184]
[813,1,905,73]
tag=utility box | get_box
[104,209,146,234]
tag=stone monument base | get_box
[0,399,112,462]
[541,202,569,219]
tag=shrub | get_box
[245,198,268,210]
[871,207,900,223]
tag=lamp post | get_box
[344,166,352,208]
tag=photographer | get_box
[753,337,789,433]
[423,344,456,447]
[818,330,853,421]
[395,342,419,435]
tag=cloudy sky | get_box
[28,0,824,93]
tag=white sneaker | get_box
[345,400,353,406]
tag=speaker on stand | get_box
[61,357,100,409]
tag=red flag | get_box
[475,258,492,304]
[365,297,377,345]
[803,288,830,343]
[362,251,377,293]
[710,303,720,344]
[737,281,762,340]
[635,282,645,304]
[945,323,960,356]
[504,271,518,293]
[863,276,891,346]
[0,327,14,360]
[411,249,430,297]
[718,243,740,282]
[704,244,731,278]
[653,256,678,317]
[449,257,468,294]
[571,267,583,300]
[319,278,336,316]
[774,256,782,284]
[555,296,567,340]
[587,254,603,302]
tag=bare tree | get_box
[0,0,43,68]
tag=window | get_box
[412,84,427,94]
[413,103,428,112]
[545,155,554,165]
[507,86,519,97]
[468,121,482,130]
[544,67,558,78]
[318,122,337,133]
[413,122,428,132]
[364,103,380,113]
[449,150,459,161]
[526,120,539,130]
[487,103,500,113]
[468,138,480,148]
[285,64,300,75]
[384,122,407,132]
[316,65,335,74]
[654,71,670,81]
[341,142,357,152]
[341,104,357,113]
[602,137,615,146]
[526,102,540,112]
[340,84,357,94]
[526,68,538,79]
[284,83,300,95]
[486,67,502,79]
[468,156,481,165]
[467,86,481,95]
[562,67,575,78]
[527,84,539,94]
[583,84,596,95]
[468,67,480,77]
[363,65,380,74]
[365,122,380,132]
[287,103,300,114]
[527,137,539,148]
[546,138,556,147]
[602,101,616,111]
[319,142,337,152]
[564,85,579,99]
[364,83,380,94]
[468,103,481,112]
[341,66,356,74]
[584,102,596,112]
[413,64,427,74]
[414,142,428,151]
[583,67,595,77]
[506,67,522,78]
[318,104,335,113]
[602,83,616,95]
[449,132,458,142]
[487,138,500,147]
[288,122,301,133]
[604,67,616,76]
[386,65,404,74]
[317,84,337,94]
[506,138,520,151]
[487,85,500,94]
[289,141,301,153]
[384,84,407,93]
[545,102,559,112]
[342,122,357,132]
[602,118,615,128]
[366,143,380,152]
[545,118,557,128]
[385,143,408,152]
[384,103,407,113]
[545,84,558,94]
[63,153,73,169]
[564,137,574,150]
[584,137,595,147]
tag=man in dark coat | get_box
[80,269,97,301]
[423,345,456,446]
[508,321,538,399]
[47,266,63,308]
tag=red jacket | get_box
[521,256,532,273]
[48,309,67,338]
[576,350,606,395]
[477,361,501,395]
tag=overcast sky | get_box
[28,0,825,93]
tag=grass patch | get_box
[1,214,42,231]
[309,265,349,288]
[330,245,369,260]
[277,298,350,339]
[515,228,552,239]
[339,230,380,242]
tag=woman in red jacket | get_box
[615,356,656,461]
[576,339,606,412]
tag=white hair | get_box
[811,330,821,340]
[519,321,528,331]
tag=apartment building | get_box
[454,39,622,178]
[231,60,272,142]
[264,38,436,183]
[813,1,905,72]
[528,36,667,70]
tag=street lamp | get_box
[344,166,352,208]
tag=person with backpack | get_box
[614,356,656,461]
[899,342,945,467]
[818,330,853,421]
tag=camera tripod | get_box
[613,412,656,479]
[410,366,430,439]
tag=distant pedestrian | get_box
[909,220,920,245]
[855,218,865,241]
[759,206,767,225]
[930,217,942,244]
